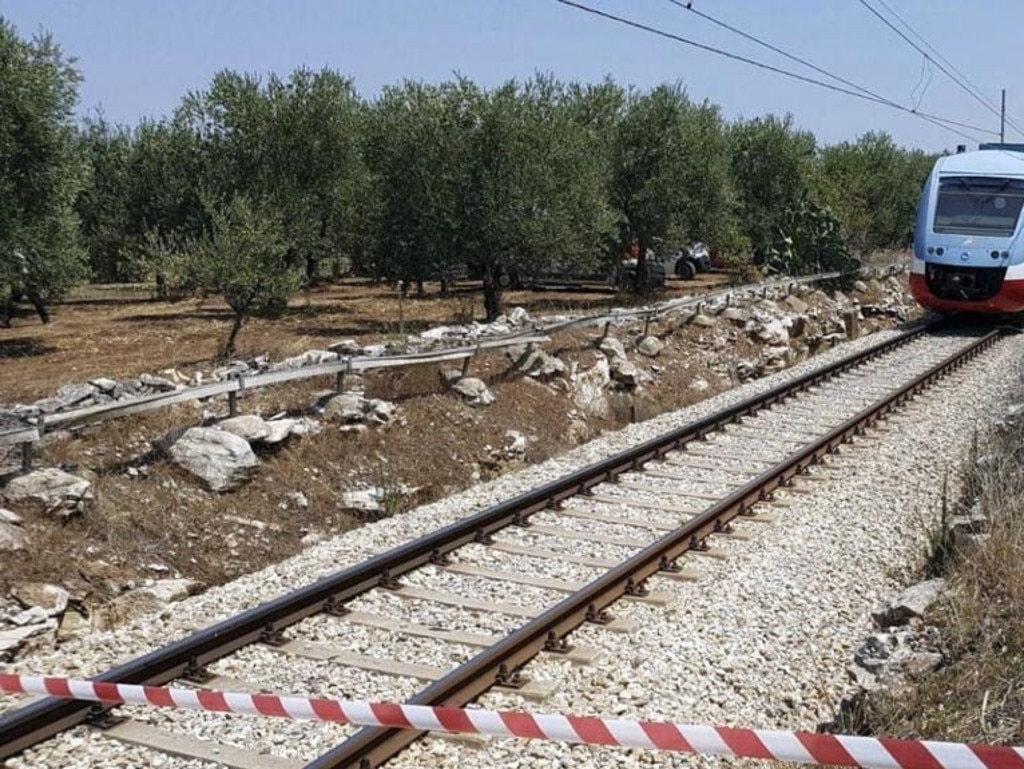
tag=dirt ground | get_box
[0,270,912,633]
[0,274,733,403]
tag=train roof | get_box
[936,148,1024,176]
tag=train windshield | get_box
[934,176,1024,236]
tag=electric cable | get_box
[662,0,984,140]
[857,0,1023,138]
[873,0,1024,136]
[553,0,993,143]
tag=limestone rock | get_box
[752,318,789,346]
[140,373,177,391]
[327,339,362,355]
[783,294,809,314]
[56,609,91,642]
[451,377,494,406]
[138,578,204,604]
[0,521,27,551]
[1,467,93,518]
[56,383,96,408]
[502,430,528,457]
[320,393,366,423]
[273,349,339,371]
[571,357,611,418]
[510,346,567,381]
[218,414,270,443]
[341,488,380,513]
[508,306,531,325]
[10,583,69,616]
[166,427,260,492]
[873,579,945,627]
[637,336,664,358]
[92,591,164,631]
[89,377,119,393]
[720,307,749,324]
[0,508,25,526]
[263,418,300,444]
[609,357,643,388]
[690,313,717,327]
[598,336,627,361]
[0,620,57,659]
[365,399,397,424]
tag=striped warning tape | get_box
[2,673,1022,769]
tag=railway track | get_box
[0,323,1003,769]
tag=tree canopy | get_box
[1,14,944,335]
[0,17,87,322]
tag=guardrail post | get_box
[642,316,651,337]
[20,442,32,472]
[227,391,238,417]
[598,320,611,345]
[462,346,478,378]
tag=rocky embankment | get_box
[0,275,915,661]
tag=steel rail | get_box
[0,323,933,760]
[310,328,1001,769]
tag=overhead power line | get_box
[662,0,980,138]
[874,0,1000,111]
[857,0,1024,139]
[553,0,995,143]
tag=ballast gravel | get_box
[5,326,1022,768]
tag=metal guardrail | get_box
[0,264,905,455]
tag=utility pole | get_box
[1001,88,1006,143]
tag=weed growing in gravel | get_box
[863,389,1024,744]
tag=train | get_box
[911,142,1024,313]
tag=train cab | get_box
[911,144,1024,313]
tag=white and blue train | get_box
[912,143,1024,313]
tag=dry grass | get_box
[859,381,1024,744]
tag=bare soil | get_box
[0,275,733,403]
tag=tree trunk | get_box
[221,312,245,360]
[1,292,14,328]
[482,264,502,322]
[25,289,49,324]
[305,253,319,285]
[633,238,650,297]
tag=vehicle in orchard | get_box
[666,241,714,280]
[911,143,1024,313]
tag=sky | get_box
[3,0,1023,153]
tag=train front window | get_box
[934,176,1024,236]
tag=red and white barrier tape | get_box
[3,673,1023,769]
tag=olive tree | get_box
[461,76,613,319]
[609,84,737,292]
[189,197,301,359]
[813,132,935,252]
[729,114,816,258]
[0,18,87,324]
